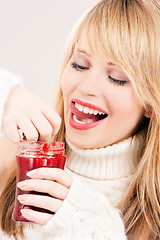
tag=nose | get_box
[77,70,102,97]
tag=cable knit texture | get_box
[0,68,23,138]
[2,135,143,240]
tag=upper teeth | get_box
[75,103,106,115]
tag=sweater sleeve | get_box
[0,68,23,138]
[24,178,127,240]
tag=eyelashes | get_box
[108,76,128,86]
[70,62,89,71]
[70,61,128,86]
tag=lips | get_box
[69,99,108,130]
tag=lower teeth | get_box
[73,115,86,124]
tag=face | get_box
[61,38,145,149]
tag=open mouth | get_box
[69,100,108,130]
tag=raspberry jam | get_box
[12,141,66,223]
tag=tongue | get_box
[76,114,100,123]
[71,103,102,123]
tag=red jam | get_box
[12,141,66,223]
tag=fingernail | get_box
[18,195,27,202]
[21,209,30,216]
[17,181,26,189]
[22,133,27,140]
[26,170,37,177]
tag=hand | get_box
[17,168,73,224]
[2,86,61,142]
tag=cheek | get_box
[107,87,141,115]
[61,65,77,99]
[61,67,70,98]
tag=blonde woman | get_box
[0,0,160,239]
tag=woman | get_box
[1,0,160,239]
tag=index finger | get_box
[27,168,72,188]
[41,105,61,136]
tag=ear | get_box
[144,106,152,118]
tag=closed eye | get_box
[108,76,128,86]
[71,62,89,71]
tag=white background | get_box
[0,0,98,103]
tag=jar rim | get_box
[18,141,65,153]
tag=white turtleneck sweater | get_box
[2,134,143,240]
[65,136,142,207]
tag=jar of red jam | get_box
[12,141,66,223]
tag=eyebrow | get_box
[75,48,91,57]
[75,47,118,67]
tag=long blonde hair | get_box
[1,0,160,239]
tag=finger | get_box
[17,179,69,200]
[2,112,21,142]
[2,123,20,142]
[31,113,53,141]
[17,117,39,141]
[27,168,72,188]
[17,129,27,141]
[21,208,53,225]
[42,105,61,135]
[18,194,62,213]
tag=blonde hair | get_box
[1,0,160,239]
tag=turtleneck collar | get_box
[65,134,143,181]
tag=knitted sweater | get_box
[0,68,22,138]
[2,134,143,240]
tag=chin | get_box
[66,136,90,149]
[65,132,104,149]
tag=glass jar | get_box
[12,141,66,222]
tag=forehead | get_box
[74,38,91,55]
[74,35,111,60]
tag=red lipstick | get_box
[72,99,107,113]
[69,99,107,130]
